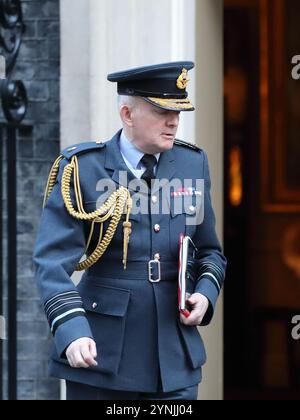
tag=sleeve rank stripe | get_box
[200,272,221,293]
[45,291,80,311]
[51,308,86,334]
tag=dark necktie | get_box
[141,154,157,188]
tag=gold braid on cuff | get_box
[43,155,133,271]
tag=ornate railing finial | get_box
[0,0,27,123]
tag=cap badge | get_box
[176,68,189,90]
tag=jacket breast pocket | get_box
[177,321,207,369]
[78,283,131,375]
[169,198,202,258]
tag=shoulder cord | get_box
[43,155,64,208]
[43,155,133,271]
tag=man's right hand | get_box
[66,338,98,369]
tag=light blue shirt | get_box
[119,130,160,179]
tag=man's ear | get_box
[120,106,134,128]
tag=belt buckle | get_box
[148,258,161,283]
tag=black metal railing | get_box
[0,0,30,401]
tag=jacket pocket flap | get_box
[80,284,130,317]
[170,198,203,218]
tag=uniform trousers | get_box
[66,368,199,401]
[66,381,199,400]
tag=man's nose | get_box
[166,112,180,127]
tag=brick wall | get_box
[2,0,61,400]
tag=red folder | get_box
[178,235,195,318]
[178,234,199,318]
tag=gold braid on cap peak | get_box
[43,155,133,271]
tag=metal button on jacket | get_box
[189,205,196,214]
[154,224,161,233]
[67,146,77,152]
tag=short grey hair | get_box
[118,95,138,110]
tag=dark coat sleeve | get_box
[33,159,93,357]
[192,151,227,326]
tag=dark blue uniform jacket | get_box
[33,130,227,393]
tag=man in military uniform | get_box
[33,62,227,400]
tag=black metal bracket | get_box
[0,0,28,123]
[0,0,29,401]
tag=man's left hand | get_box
[180,293,209,326]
